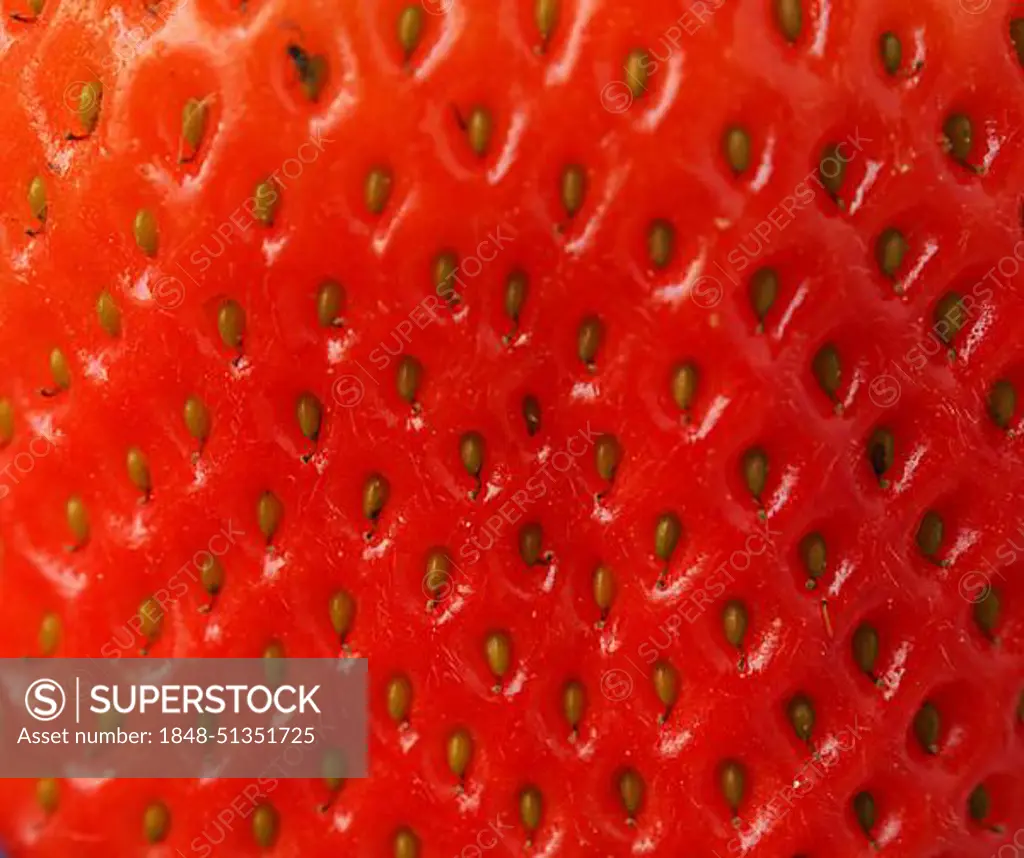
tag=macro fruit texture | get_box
[0,0,1022,854]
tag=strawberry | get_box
[0,0,1022,855]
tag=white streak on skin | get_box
[331,811,354,833]
[571,381,599,401]
[981,120,1006,174]
[599,621,621,655]
[261,234,288,266]
[399,730,419,754]
[435,589,469,627]
[654,246,708,307]
[262,552,287,580]
[362,536,392,560]
[564,165,630,258]
[686,395,730,443]
[827,558,856,598]
[657,728,692,757]
[751,134,775,192]
[482,480,502,502]
[372,188,418,257]
[574,728,597,760]
[809,0,831,57]
[898,240,938,297]
[502,667,528,698]
[544,0,597,86]
[945,528,979,567]
[765,466,798,519]
[875,816,902,848]
[488,109,527,185]
[638,52,683,133]
[961,304,992,362]
[841,367,863,411]
[532,828,564,858]
[734,804,779,851]
[773,280,809,341]
[881,641,912,701]
[413,4,464,82]
[848,160,882,216]
[892,444,927,496]
[24,547,88,598]
[745,617,782,674]
[455,781,482,814]
[541,562,558,592]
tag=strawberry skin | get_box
[0,0,1022,855]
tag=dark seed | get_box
[446,728,472,778]
[852,623,879,675]
[799,532,826,580]
[916,510,943,559]
[624,49,649,98]
[0,399,12,447]
[535,0,558,44]
[943,114,973,164]
[577,316,603,366]
[252,803,278,847]
[134,209,158,257]
[819,143,845,198]
[328,589,355,640]
[396,5,423,58]
[143,801,170,843]
[386,675,412,724]
[459,431,484,478]
[879,32,902,75]
[257,492,283,544]
[654,513,681,562]
[316,280,345,327]
[522,394,541,435]
[562,680,585,730]
[723,126,751,175]
[519,785,543,832]
[722,600,748,648]
[362,474,389,521]
[741,447,768,500]
[519,523,543,566]
[934,292,965,346]
[988,379,1016,429]
[670,362,698,411]
[813,344,841,398]
[617,769,643,817]
[396,355,422,404]
[466,107,492,157]
[217,299,245,349]
[973,588,1001,636]
[433,251,459,303]
[181,97,208,155]
[561,165,585,217]
[393,827,419,858]
[853,791,876,836]
[748,268,778,324]
[913,701,940,753]
[719,760,746,814]
[652,660,679,709]
[774,0,802,43]
[595,434,621,482]
[424,549,451,601]
[183,396,211,444]
[96,291,121,337]
[592,564,615,615]
[504,271,528,322]
[365,167,393,215]
[36,778,59,814]
[787,694,815,741]
[876,228,907,279]
[968,784,991,822]
[1011,19,1024,68]
[484,630,512,681]
[648,219,674,268]
[867,428,894,479]
[296,392,322,441]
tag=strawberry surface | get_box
[0,0,1022,855]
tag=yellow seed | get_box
[28,175,46,222]
[561,165,585,217]
[742,447,768,499]
[446,728,472,778]
[433,251,459,302]
[722,600,748,648]
[126,446,151,495]
[181,98,208,154]
[595,434,621,482]
[143,801,171,843]
[624,49,649,98]
[799,532,826,581]
[466,107,492,157]
[396,355,422,404]
[648,219,673,268]
[263,640,286,685]
[362,473,389,520]
[199,555,224,596]
[386,675,412,723]
[723,126,751,174]
[96,291,121,337]
[577,316,603,365]
[592,564,615,615]
[66,495,89,544]
[329,589,355,639]
[562,679,585,730]
[257,491,283,543]
[424,549,451,600]
[670,362,698,411]
[296,392,322,441]
[0,398,12,446]
[49,347,70,391]
[720,760,746,814]
[618,768,643,817]
[139,595,164,643]
[365,167,392,215]
[534,0,558,44]
[652,660,679,709]
[394,826,420,858]
[484,631,511,680]
[253,180,279,226]
[217,299,245,349]
[396,5,423,58]
[38,612,61,656]
[133,208,158,257]
[183,395,211,443]
[505,271,528,322]
[36,778,59,814]
[459,431,484,477]
[519,522,543,566]
[519,785,543,832]
[654,512,681,562]
[78,80,102,133]
[251,803,278,848]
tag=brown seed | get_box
[624,48,649,98]
[181,97,208,156]
[592,564,615,616]
[199,554,224,597]
[362,473,389,520]
[722,600,748,648]
[853,791,876,836]
[49,348,71,392]
[143,801,170,843]
[396,355,422,404]
[867,427,894,480]
[561,165,585,217]
[647,219,674,269]
[813,344,841,399]
[252,803,279,848]
[787,694,815,741]
[296,392,322,442]
[748,268,778,325]
[535,0,558,45]
[386,675,412,724]
[321,746,346,792]
[916,510,944,559]
[1011,19,1024,68]
[183,395,211,445]
[562,679,585,731]
[433,251,459,304]
[365,167,393,215]
[723,126,751,175]
[134,208,157,256]
[504,270,528,323]
[424,549,451,601]
[257,491,283,544]
[988,379,1017,429]
[38,612,61,656]
[852,622,879,675]
[595,434,621,482]
[719,760,746,815]
[396,5,423,58]
[943,114,973,164]
[577,315,603,366]
[252,179,279,225]
[459,431,484,478]
[36,778,59,814]
[741,448,768,500]
[652,660,679,710]
[968,783,991,822]
[96,291,121,337]
[818,143,846,199]
[316,280,345,327]
[66,495,89,545]
[654,513,682,562]
[446,728,472,778]
[876,228,908,280]
[799,532,827,582]
[913,701,940,753]
[328,589,355,640]
[670,362,698,411]
[519,522,543,566]
[519,785,543,832]
[973,588,1001,636]
[879,32,902,75]
[138,596,164,646]
[0,398,13,446]
[263,640,286,685]
[484,631,512,681]
[126,446,152,497]
[934,291,965,346]
[217,299,245,350]
[774,0,802,43]
[466,106,492,157]
[393,826,420,858]
[617,768,643,817]
[522,394,541,435]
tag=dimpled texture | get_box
[0,0,1022,855]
